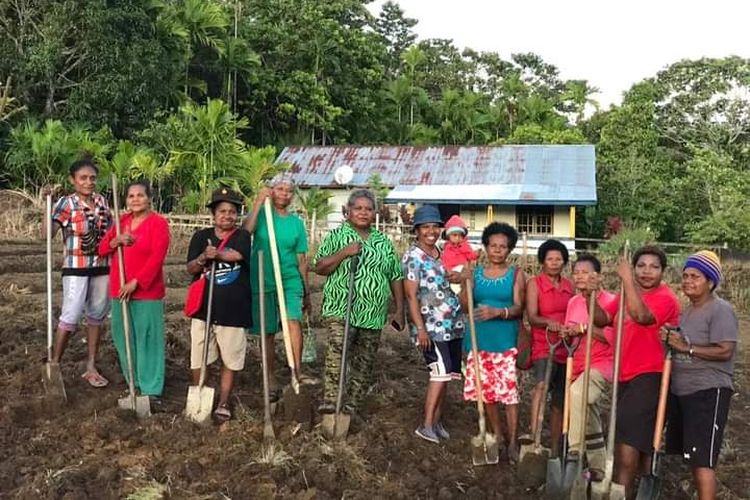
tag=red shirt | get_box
[604,283,680,382]
[99,212,170,300]
[530,273,574,363]
[566,291,618,382]
[441,240,479,271]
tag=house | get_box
[276,145,597,251]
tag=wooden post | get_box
[522,231,528,262]
[375,212,380,231]
[310,210,317,246]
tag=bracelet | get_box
[689,346,695,358]
[503,307,509,319]
[416,326,426,331]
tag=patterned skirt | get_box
[463,348,519,405]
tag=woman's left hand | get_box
[474,305,497,321]
[119,279,138,301]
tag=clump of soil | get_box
[0,239,747,499]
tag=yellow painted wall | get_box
[552,206,572,238]
[460,205,515,230]
[459,205,573,238]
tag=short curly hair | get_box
[537,239,569,265]
[481,222,518,250]
[632,245,667,269]
[573,253,601,273]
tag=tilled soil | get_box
[0,239,748,499]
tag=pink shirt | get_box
[566,291,617,382]
[99,212,170,300]
[531,273,574,363]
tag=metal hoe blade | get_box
[471,432,499,466]
[41,362,67,402]
[322,413,351,440]
[185,385,214,424]
[118,393,152,418]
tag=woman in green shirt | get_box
[314,189,404,416]
[244,174,310,393]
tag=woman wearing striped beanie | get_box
[662,250,738,499]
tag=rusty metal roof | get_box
[276,145,596,205]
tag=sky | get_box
[369,0,749,108]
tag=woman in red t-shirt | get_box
[524,239,573,454]
[593,245,680,498]
[99,180,170,398]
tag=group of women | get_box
[405,205,738,499]
[46,159,738,499]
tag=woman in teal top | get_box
[459,222,526,462]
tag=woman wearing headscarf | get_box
[662,251,738,500]
[244,173,310,396]
[99,180,170,398]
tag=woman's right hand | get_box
[416,329,430,351]
[110,233,135,248]
[253,187,271,207]
[203,244,218,261]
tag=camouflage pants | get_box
[323,318,382,413]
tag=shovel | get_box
[546,333,580,497]
[591,260,628,500]
[112,176,150,418]
[569,292,598,499]
[518,328,561,485]
[321,255,359,440]
[466,280,500,466]
[263,199,300,394]
[635,338,673,500]
[258,251,275,443]
[185,256,217,424]
[41,194,67,402]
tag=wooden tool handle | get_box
[653,355,672,449]
[562,356,573,434]
[263,198,298,392]
[466,279,488,433]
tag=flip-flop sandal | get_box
[81,371,109,388]
[213,403,231,423]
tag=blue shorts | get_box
[422,338,463,382]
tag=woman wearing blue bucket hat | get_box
[403,205,466,443]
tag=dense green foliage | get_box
[0,0,748,248]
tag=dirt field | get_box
[0,238,748,499]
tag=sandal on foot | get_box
[81,371,109,388]
[214,403,231,423]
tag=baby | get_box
[441,215,480,292]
